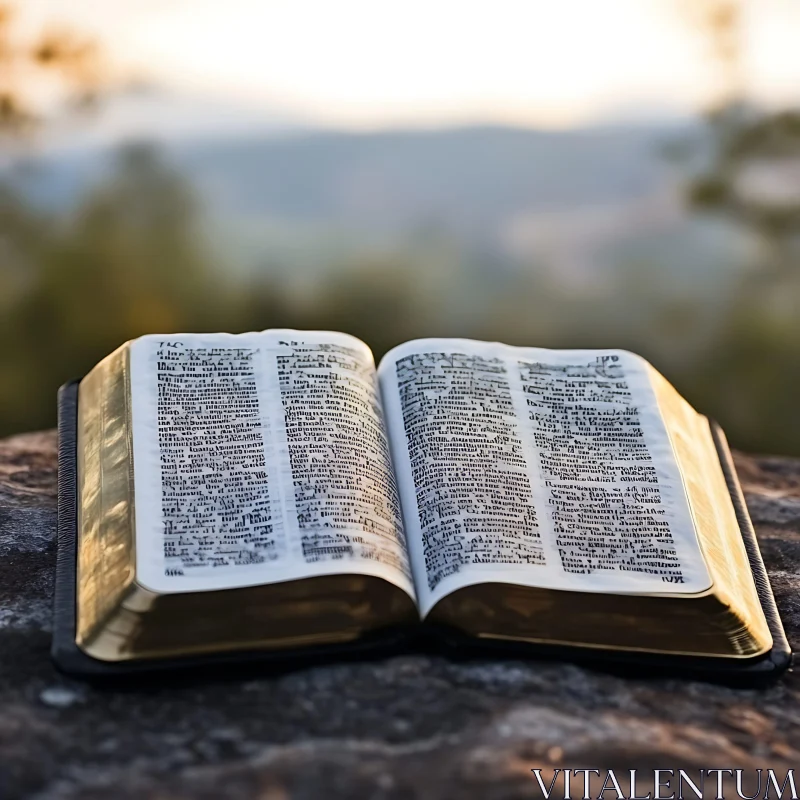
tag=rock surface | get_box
[1,430,800,799]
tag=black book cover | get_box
[52,380,792,684]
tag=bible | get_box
[52,331,791,682]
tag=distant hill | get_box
[6,121,748,284]
[175,125,678,231]
[12,123,683,218]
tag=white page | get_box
[130,330,415,598]
[378,338,712,616]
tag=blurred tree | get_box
[684,0,800,278]
[0,2,104,137]
[0,5,284,434]
[678,0,742,108]
[0,145,248,432]
[669,0,800,453]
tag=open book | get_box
[53,330,790,679]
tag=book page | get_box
[378,339,712,616]
[130,330,414,598]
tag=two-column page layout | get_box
[129,331,712,617]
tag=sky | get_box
[14,0,800,131]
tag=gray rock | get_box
[1,430,799,799]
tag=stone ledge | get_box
[1,430,799,799]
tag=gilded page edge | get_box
[647,366,772,657]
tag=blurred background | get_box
[1,0,799,453]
